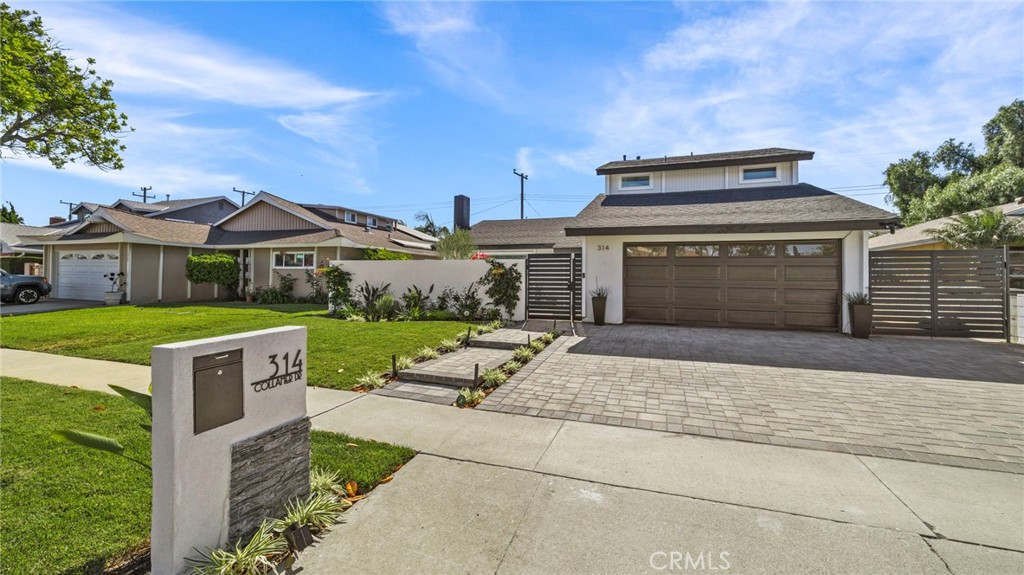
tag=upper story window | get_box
[344,212,357,224]
[619,174,652,190]
[741,165,779,182]
[274,251,315,268]
[366,216,378,228]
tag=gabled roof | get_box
[471,217,581,249]
[596,147,815,175]
[0,223,62,253]
[565,184,899,236]
[869,198,1024,251]
[213,191,333,230]
[74,208,218,245]
[109,196,239,218]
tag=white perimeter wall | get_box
[1012,294,1022,345]
[581,230,869,334]
[332,259,527,321]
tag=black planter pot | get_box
[849,303,873,339]
[592,296,607,326]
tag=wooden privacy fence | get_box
[869,249,1008,338]
[525,253,583,320]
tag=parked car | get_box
[0,268,52,304]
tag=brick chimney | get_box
[49,216,67,225]
[454,195,470,231]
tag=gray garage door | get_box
[623,241,841,331]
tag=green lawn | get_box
[0,378,416,575]
[0,303,472,390]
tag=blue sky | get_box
[3,1,1022,228]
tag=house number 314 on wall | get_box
[596,245,610,251]
[250,349,304,392]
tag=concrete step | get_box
[398,347,513,388]
[470,328,547,350]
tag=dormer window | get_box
[366,216,378,228]
[741,165,779,182]
[619,174,652,190]
[344,212,357,224]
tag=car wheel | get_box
[15,287,40,304]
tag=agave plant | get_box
[190,519,288,575]
[276,493,345,535]
[52,384,153,470]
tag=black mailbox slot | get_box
[193,349,244,435]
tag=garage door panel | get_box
[726,287,778,304]
[672,286,721,304]
[785,289,839,305]
[726,265,778,281]
[625,265,671,280]
[672,265,721,280]
[725,309,778,326]
[785,312,839,328]
[625,306,672,322]
[624,240,840,331]
[784,265,839,282]
[625,285,671,303]
[57,250,119,301]
[672,307,722,323]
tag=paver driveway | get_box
[481,325,1024,473]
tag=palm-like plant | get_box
[928,209,1024,249]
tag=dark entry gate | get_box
[869,249,1008,338]
[525,253,583,320]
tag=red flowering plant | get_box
[476,258,521,320]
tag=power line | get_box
[525,199,543,218]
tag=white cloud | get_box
[550,2,1024,205]
[7,3,388,203]
[515,147,534,177]
[381,3,509,105]
[33,4,373,109]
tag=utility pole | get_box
[232,187,255,205]
[134,186,154,203]
[513,169,528,220]
[59,200,76,219]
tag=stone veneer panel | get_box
[229,417,311,541]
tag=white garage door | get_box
[57,250,120,300]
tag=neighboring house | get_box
[0,222,61,274]
[563,148,900,332]
[469,217,581,256]
[869,198,1024,251]
[22,191,436,303]
[69,196,240,225]
[0,222,58,257]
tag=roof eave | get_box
[595,152,815,175]
[565,218,901,236]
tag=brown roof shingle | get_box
[470,217,581,249]
[596,147,815,175]
[565,184,899,236]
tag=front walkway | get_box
[480,326,1024,473]
[2,348,1022,573]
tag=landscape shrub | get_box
[477,259,522,321]
[185,253,240,299]
[362,247,413,260]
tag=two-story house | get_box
[566,148,899,332]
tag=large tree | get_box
[0,201,24,224]
[927,209,1024,249]
[1,4,130,170]
[884,100,1024,225]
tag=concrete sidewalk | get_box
[3,349,1022,574]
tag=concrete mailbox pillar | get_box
[151,326,310,575]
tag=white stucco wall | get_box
[332,259,526,321]
[580,230,868,333]
[1012,293,1022,345]
[151,327,308,575]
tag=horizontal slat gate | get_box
[526,253,582,320]
[870,249,1006,338]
